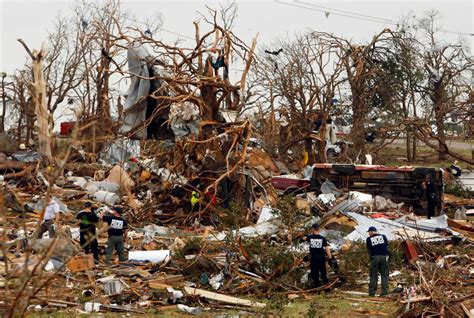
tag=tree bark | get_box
[406,130,411,162]
[435,105,447,160]
[351,104,366,157]
[0,76,6,133]
[31,50,53,161]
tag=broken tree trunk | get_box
[31,51,52,161]
[17,39,53,162]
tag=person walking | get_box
[422,174,437,219]
[366,226,389,297]
[302,223,332,288]
[76,202,99,262]
[38,198,61,238]
[102,207,128,265]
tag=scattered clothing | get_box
[449,164,462,177]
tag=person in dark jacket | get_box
[366,226,389,297]
[102,207,128,265]
[75,202,99,261]
[302,223,332,288]
[422,174,437,219]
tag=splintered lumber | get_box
[183,286,266,308]
[4,165,35,180]
[352,309,389,316]
[0,162,30,170]
[148,274,184,286]
[447,219,474,233]
[341,291,368,296]
[400,296,431,304]
[346,297,391,303]
[461,301,474,318]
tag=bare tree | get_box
[253,32,346,163]
[337,29,397,157]
[389,20,426,162]
[416,10,473,161]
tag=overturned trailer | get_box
[310,164,444,210]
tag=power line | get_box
[124,16,195,41]
[296,0,396,24]
[160,28,195,41]
[274,0,396,25]
[275,0,473,37]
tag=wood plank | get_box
[147,274,184,286]
[184,286,266,308]
[460,302,474,318]
[156,305,178,311]
[148,282,172,290]
[400,296,431,304]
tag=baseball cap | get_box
[367,226,377,232]
[113,206,123,214]
[312,223,320,230]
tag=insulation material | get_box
[128,250,171,263]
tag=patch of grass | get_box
[374,144,473,167]
[278,293,399,317]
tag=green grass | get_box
[376,145,473,169]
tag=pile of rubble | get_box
[2,6,473,316]
[1,145,473,316]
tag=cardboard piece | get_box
[67,254,94,272]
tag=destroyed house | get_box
[311,164,444,209]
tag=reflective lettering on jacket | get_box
[110,219,124,230]
[310,238,323,249]
[370,235,385,246]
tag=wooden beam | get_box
[400,296,431,304]
[184,286,266,308]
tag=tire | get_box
[333,164,355,175]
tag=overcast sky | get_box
[1,0,472,75]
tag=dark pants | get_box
[38,219,56,238]
[369,255,389,296]
[105,235,126,264]
[310,255,328,288]
[80,230,99,261]
[427,199,436,219]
